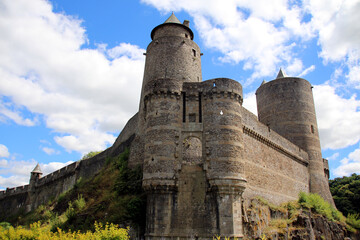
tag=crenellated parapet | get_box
[0,185,29,199]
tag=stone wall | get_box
[241,107,310,204]
[0,114,137,220]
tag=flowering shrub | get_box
[0,221,129,240]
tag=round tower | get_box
[255,69,334,205]
[139,13,202,111]
[139,14,203,238]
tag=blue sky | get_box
[0,0,359,189]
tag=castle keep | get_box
[0,13,334,239]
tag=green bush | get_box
[298,192,345,222]
[346,213,360,230]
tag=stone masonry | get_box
[0,13,334,240]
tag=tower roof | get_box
[276,68,287,78]
[164,12,181,24]
[31,163,42,174]
[151,13,194,40]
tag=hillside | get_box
[3,149,146,238]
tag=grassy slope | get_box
[11,148,146,233]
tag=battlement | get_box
[0,185,29,199]
[183,78,243,104]
[36,161,80,187]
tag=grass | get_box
[7,148,146,234]
[298,192,345,222]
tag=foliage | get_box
[114,148,143,195]
[346,213,360,230]
[329,173,360,216]
[81,151,102,160]
[298,192,345,222]
[0,221,129,240]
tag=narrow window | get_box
[192,49,196,57]
[189,113,196,122]
[311,125,315,134]
[185,33,188,38]
[199,93,202,123]
[182,92,186,122]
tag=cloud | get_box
[0,158,73,189]
[333,145,360,177]
[242,91,257,115]
[313,84,360,150]
[325,152,339,161]
[0,144,10,158]
[305,0,360,87]
[142,0,316,83]
[0,0,145,154]
[41,147,60,155]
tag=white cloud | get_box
[0,144,10,158]
[142,0,314,83]
[41,147,60,155]
[305,0,360,87]
[242,91,257,115]
[333,145,360,177]
[333,162,360,177]
[0,159,7,167]
[325,152,339,161]
[298,65,315,77]
[0,0,145,154]
[0,158,74,189]
[313,84,360,150]
[41,161,74,176]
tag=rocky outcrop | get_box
[243,198,359,240]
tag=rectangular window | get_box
[189,113,196,122]
[192,49,196,57]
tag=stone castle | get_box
[0,13,334,239]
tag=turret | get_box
[139,13,202,118]
[255,69,334,205]
[30,163,42,185]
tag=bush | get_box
[0,221,129,239]
[298,192,345,222]
[346,213,360,230]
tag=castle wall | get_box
[241,107,310,204]
[0,114,137,219]
[256,77,334,205]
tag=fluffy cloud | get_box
[0,0,145,154]
[313,84,360,150]
[333,146,360,177]
[142,0,315,83]
[305,0,360,87]
[0,158,74,189]
[0,144,10,158]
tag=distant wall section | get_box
[0,113,138,220]
[241,107,310,205]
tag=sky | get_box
[0,0,359,190]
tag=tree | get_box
[81,151,102,160]
[329,173,360,216]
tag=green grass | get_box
[298,192,345,222]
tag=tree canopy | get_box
[329,173,360,216]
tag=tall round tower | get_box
[138,14,204,238]
[256,69,334,205]
[139,13,202,109]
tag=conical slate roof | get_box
[164,12,181,24]
[150,12,194,40]
[276,68,287,78]
[31,163,42,174]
